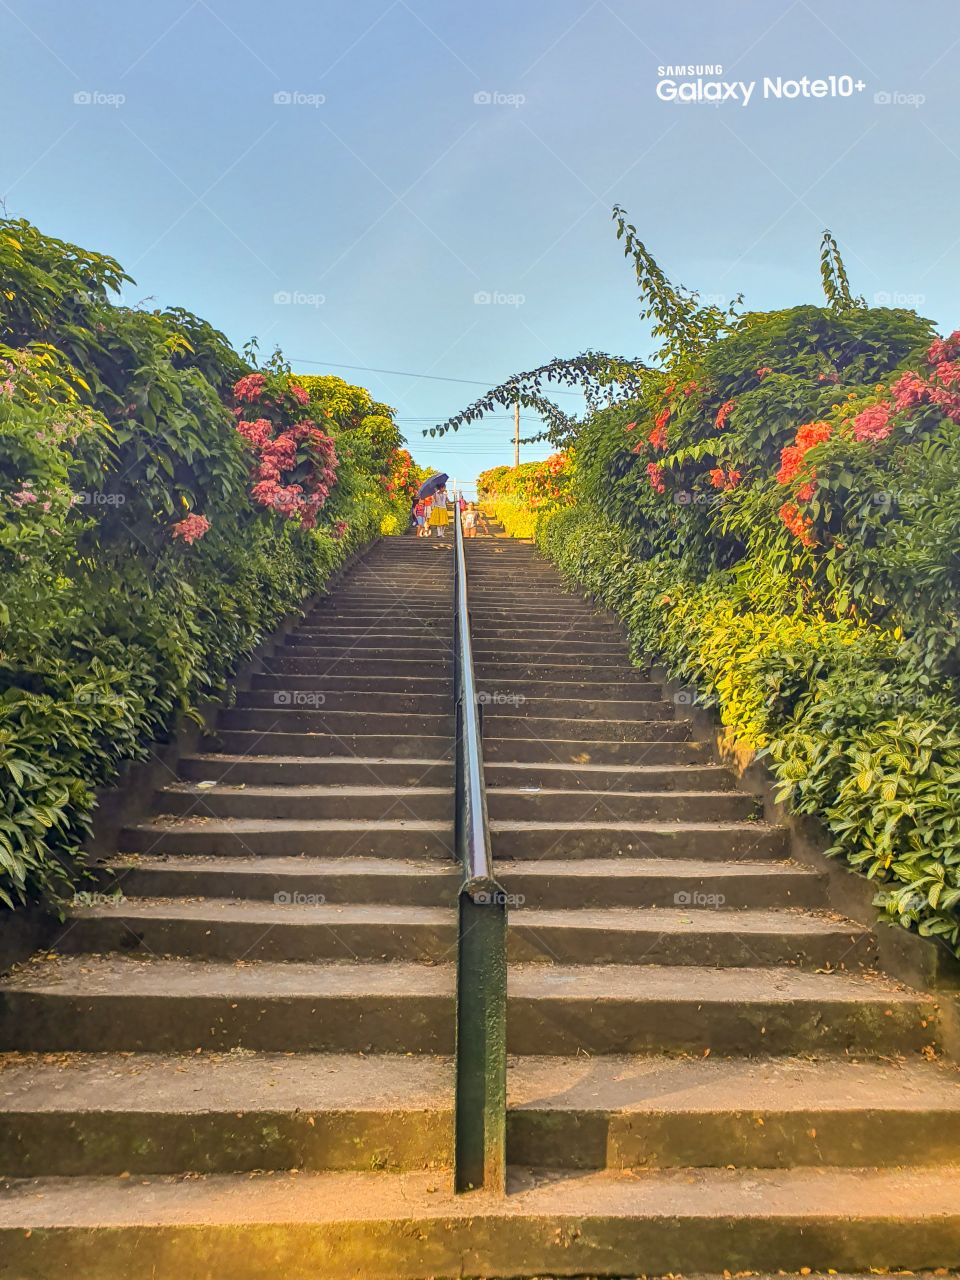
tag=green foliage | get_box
[0,219,414,908]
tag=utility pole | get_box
[513,401,520,468]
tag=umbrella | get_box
[417,473,449,498]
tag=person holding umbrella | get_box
[429,485,450,537]
[416,473,449,540]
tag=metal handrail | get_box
[451,494,508,1195]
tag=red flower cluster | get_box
[289,384,310,406]
[777,421,832,485]
[708,467,742,490]
[171,513,211,545]
[756,366,773,379]
[715,399,736,429]
[654,407,670,431]
[779,501,815,546]
[927,330,960,365]
[683,381,699,397]
[624,420,637,432]
[648,421,669,450]
[646,462,666,493]
[237,417,273,447]
[333,520,349,539]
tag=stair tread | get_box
[511,906,867,936]
[105,855,457,876]
[0,955,455,997]
[3,1165,960,1227]
[495,856,817,876]
[507,1053,960,1111]
[67,900,454,924]
[0,1051,451,1113]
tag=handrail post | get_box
[451,493,508,1195]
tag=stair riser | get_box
[236,691,449,714]
[498,869,827,910]
[0,994,932,1056]
[270,647,452,662]
[218,710,454,734]
[57,918,456,963]
[492,828,786,861]
[480,696,666,716]
[99,866,460,907]
[0,995,453,1053]
[508,1109,960,1170]
[486,764,734,791]
[487,793,757,822]
[179,759,454,787]
[508,925,876,968]
[118,829,454,859]
[483,738,707,765]
[250,673,449,693]
[4,1213,960,1279]
[0,1110,452,1177]
[271,658,453,677]
[487,718,684,740]
[153,793,451,821]
[209,732,452,759]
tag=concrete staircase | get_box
[1,532,960,1277]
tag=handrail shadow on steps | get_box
[451,495,508,1194]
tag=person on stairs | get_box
[429,486,449,538]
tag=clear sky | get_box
[3,1,958,494]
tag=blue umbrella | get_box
[417,473,449,498]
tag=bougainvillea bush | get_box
[450,214,960,952]
[0,219,415,908]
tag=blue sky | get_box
[3,0,958,493]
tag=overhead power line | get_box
[290,358,584,397]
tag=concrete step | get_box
[270,655,453,678]
[99,856,460,906]
[236,689,449,714]
[178,755,453,787]
[5,1166,960,1278]
[486,787,757,823]
[217,708,453,735]
[250,672,451,694]
[60,899,456,962]
[473,640,629,658]
[474,659,651,680]
[507,905,875,967]
[495,856,827,909]
[0,1052,453,1177]
[209,730,452,759]
[485,760,736,791]
[480,693,667,717]
[505,962,938,1055]
[484,714,684,740]
[269,644,453,662]
[119,818,454,859]
[154,784,452,822]
[0,955,455,1053]
[507,1054,960,1169]
[489,819,785,860]
[482,736,710,765]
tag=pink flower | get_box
[851,402,895,444]
[333,520,349,539]
[11,489,38,507]
[0,379,13,398]
[927,331,960,365]
[756,366,773,379]
[171,513,211,545]
[233,373,267,403]
[890,371,929,412]
[237,418,273,447]
[289,384,310,405]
